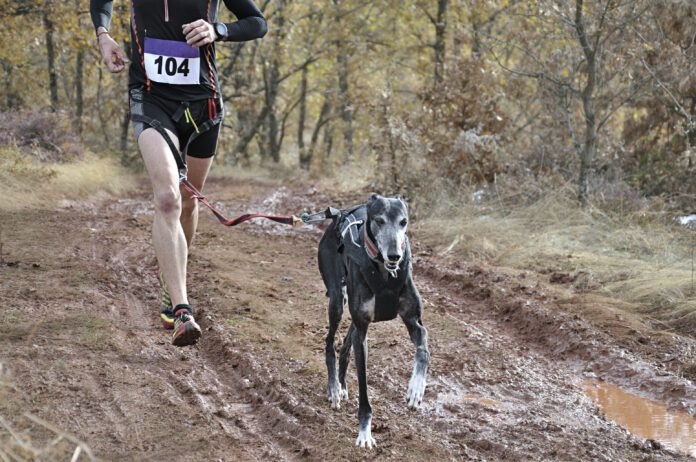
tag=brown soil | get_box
[2,177,696,461]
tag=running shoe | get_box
[159,271,175,330]
[172,305,201,347]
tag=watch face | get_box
[215,23,226,38]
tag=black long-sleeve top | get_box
[90,0,267,101]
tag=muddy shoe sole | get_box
[172,320,202,347]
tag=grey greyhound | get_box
[317,194,430,448]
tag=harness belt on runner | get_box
[128,111,220,173]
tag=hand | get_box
[98,34,129,73]
[182,19,216,48]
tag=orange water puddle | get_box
[582,380,696,457]
[464,393,498,407]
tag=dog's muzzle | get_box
[384,256,401,272]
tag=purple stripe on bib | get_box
[144,37,199,59]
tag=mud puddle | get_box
[583,380,696,457]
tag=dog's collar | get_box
[364,222,381,262]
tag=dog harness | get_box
[336,205,412,322]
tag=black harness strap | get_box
[129,113,188,172]
[337,206,412,322]
[128,110,223,172]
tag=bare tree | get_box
[43,0,58,112]
[490,0,650,203]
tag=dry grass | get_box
[415,182,696,334]
[0,362,95,462]
[0,146,136,212]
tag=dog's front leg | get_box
[400,279,430,409]
[352,319,375,448]
[326,288,345,409]
[337,322,353,401]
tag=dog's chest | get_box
[345,256,410,322]
[337,205,411,322]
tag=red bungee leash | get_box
[179,176,304,228]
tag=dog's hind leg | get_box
[352,321,375,448]
[399,279,430,409]
[325,289,345,409]
[338,321,353,400]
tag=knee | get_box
[181,193,198,216]
[154,187,181,216]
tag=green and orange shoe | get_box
[159,272,175,330]
[172,304,201,347]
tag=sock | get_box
[174,304,193,316]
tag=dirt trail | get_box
[2,177,696,461]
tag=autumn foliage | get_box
[0,0,694,206]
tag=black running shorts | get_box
[129,86,222,159]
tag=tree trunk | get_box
[333,0,353,163]
[434,0,449,83]
[233,105,270,162]
[323,120,335,164]
[228,46,253,164]
[264,0,286,163]
[118,41,131,152]
[96,68,111,143]
[43,6,59,112]
[304,97,331,169]
[75,49,85,134]
[120,111,130,156]
[2,59,21,108]
[297,63,308,166]
[574,0,598,205]
[337,49,353,163]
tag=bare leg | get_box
[139,128,188,307]
[180,155,214,248]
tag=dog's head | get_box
[366,193,409,272]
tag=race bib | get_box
[144,37,200,85]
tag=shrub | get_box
[0,110,84,162]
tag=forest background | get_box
[2,0,696,333]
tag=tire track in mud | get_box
[1,180,695,461]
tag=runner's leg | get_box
[180,155,214,248]
[138,127,188,308]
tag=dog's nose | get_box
[387,254,401,263]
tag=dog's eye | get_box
[400,219,408,227]
[374,217,386,225]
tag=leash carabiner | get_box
[300,207,341,224]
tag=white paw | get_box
[406,371,426,409]
[339,386,349,400]
[328,382,341,410]
[355,426,376,449]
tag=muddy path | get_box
[2,177,696,461]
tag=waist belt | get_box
[129,108,222,174]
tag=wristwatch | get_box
[213,22,228,41]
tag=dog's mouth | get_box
[384,261,400,272]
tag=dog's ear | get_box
[368,193,381,202]
[394,195,408,209]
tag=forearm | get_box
[221,0,268,41]
[90,0,114,34]
[225,16,267,41]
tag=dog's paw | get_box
[406,371,426,409]
[328,382,342,410]
[355,427,376,449]
[339,386,349,401]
